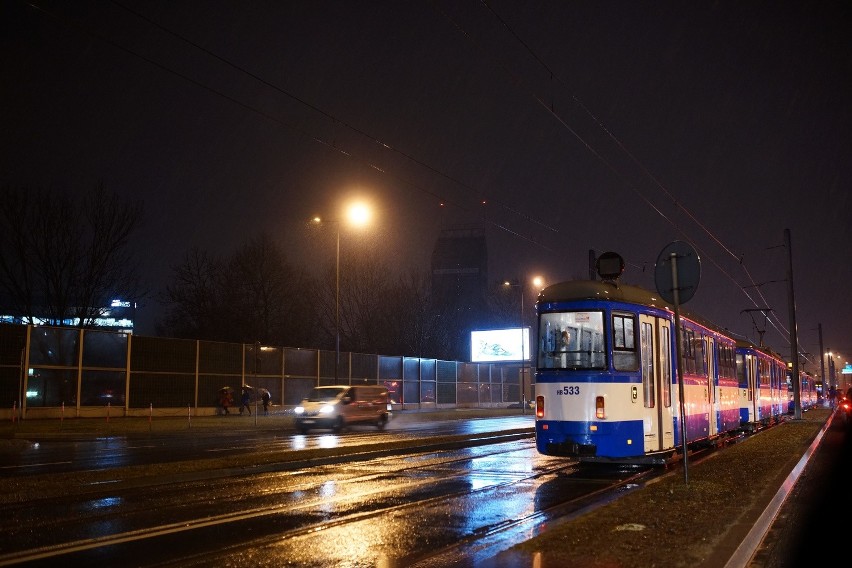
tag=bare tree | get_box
[159,233,319,347]
[157,247,225,340]
[220,232,316,345]
[0,183,145,327]
[377,269,435,357]
[313,260,459,360]
[336,256,393,353]
[158,234,493,361]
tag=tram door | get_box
[640,314,675,453]
[736,352,755,426]
[748,355,759,423]
[706,336,717,437]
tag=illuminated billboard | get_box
[470,328,530,363]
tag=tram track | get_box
[2,414,781,567]
[0,436,654,567]
[405,465,656,568]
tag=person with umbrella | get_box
[260,388,271,415]
[218,387,233,415]
[239,386,252,415]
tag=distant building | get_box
[431,226,488,306]
[0,299,136,334]
[431,227,489,360]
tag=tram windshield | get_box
[538,311,606,370]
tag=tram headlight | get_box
[595,396,606,419]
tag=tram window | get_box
[538,311,605,370]
[680,329,697,375]
[612,313,638,371]
[694,335,707,377]
[719,344,733,379]
[725,344,736,379]
[612,314,634,348]
[661,326,672,407]
[641,321,654,407]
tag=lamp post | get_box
[313,201,372,382]
[503,280,524,410]
[827,350,836,393]
[335,225,340,381]
[504,275,544,413]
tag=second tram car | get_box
[534,278,787,465]
[787,368,818,413]
[735,340,787,431]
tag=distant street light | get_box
[827,349,836,392]
[829,351,844,392]
[504,275,544,413]
[313,202,372,382]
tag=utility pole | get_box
[785,228,802,420]
[818,324,825,400]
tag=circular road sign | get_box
[654,241,701,304]
[596,251,625,280]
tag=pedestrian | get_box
[219,389,232,415]
[261,389,271,415]
[239,388,252,415]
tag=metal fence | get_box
[0,323,531,419]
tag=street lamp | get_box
[504,275,544,412]
[313,202,372,382]
[827,350,836,393]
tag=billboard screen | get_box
[470,328,530,363]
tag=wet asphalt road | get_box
[0,414,650,567]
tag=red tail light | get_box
[536,395,544,418]
[596,396,605,419]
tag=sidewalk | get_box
[743,408,850,567]
[483,407,837,568]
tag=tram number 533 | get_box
[557,386,580,395]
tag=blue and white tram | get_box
[533,279,741,465]
[735,340,786,430]
[801,372,818,409]
[787,369,818,413]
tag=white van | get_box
[293,385,392,433]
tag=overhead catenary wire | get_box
[23,0,564,255]
[22,0,808,355]
[470,1,801,353]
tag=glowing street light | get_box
[313,201,372,382]
[827,349,837,393]
[504,275,544,412]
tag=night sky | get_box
[3,1,851,372]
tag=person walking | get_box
[261,389,271,415]
[219,388,232,415]
[239,388,252,415]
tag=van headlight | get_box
[294,406,305,415]
[319,404,335,415]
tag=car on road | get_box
[293,385,392,433]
